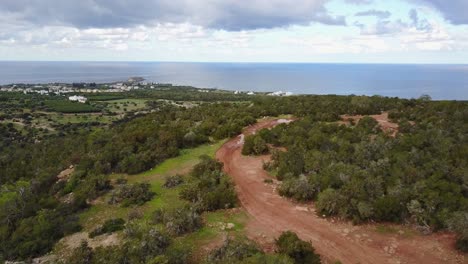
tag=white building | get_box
[68,95,87,103]
[268,91,293,97]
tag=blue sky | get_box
[0,0,467,63]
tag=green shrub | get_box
[241,254,294,264]
[5,209,81,260]
[242,135,269,156]
[447,212,468,253]
[315,188,342,217]
[151,208,165,224]
[89,218,125,238]
[163,174,184,189]
[278,177,317,202]
[275,231,321,264]
[109,183,155,207]
[180,156,237,211]
[206,238,261,263]
[76,174,112,200]
[151,206,202,236]
[356,116,381,133]
[125,226,172,262]
[455,238,468,253]
[163,242,193,264]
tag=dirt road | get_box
[216,118,465,264]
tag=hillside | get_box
[0,88,467,263]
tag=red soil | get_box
[216,118,466,264]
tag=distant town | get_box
[0,77,292,103]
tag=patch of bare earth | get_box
[340,112,399,137]
[53,231,120,260]
[56,165,74,182]
[216,118,466,264]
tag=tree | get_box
[315,188,342,217]
[206,238,261,263]
[242,135,268,156]
[275,231,321,264]
[278,176,317,202]
[253,136,268,155]
[447,212,468,252]
[418,94,432,102]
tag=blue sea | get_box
[0,61,467,100]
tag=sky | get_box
[0,0,467,63]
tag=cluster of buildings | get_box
[233,90,292,96]
[234,91,255,95]
[68,95,88,103]
[267,91,293,96]
[0,80,293,99]
[0,80,174,96]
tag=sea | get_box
[1,61,467,100]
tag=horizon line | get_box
[0,60,467,65]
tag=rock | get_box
[295,206,308,212]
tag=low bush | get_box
[89,218,125,238]
[180,156,237,211]
[278,176,317,202]
[242,135,269,156]
[276,231,321,264]
[447,212,468,253]
[128,208,144,220]
[163,174,184,188]
[151,206,202,236]
[125,224,172,263]
[206,238,262,263]
[206,237,294,264]
[109,183,155,207]
[315,188,342,217]
[75,174,112,200]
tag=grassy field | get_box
[104,98,148,114]
[34,113,117,125]
[72,139,247,258]
[45,100,100,113]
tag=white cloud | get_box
[282,34,390,54]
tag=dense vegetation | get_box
[180,156,238,211]
[0,101,256,261]
[205,231,319,264]
[276,231,321,264]
[1,89,467,262]
[251,98,468,250]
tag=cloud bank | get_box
[417,0,468,25]
[0,0,346,30]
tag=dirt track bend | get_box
[216,118,465,264]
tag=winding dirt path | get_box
[216,118,466,264]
